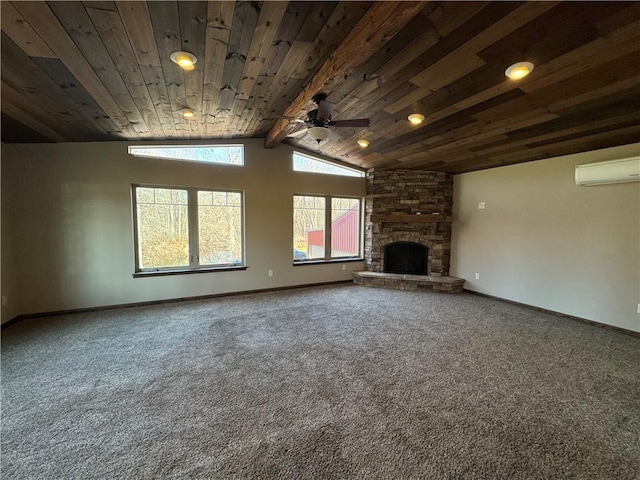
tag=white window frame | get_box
[293,194,364,263]
[132,184,245,275]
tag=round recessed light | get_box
[408,113,425,125]
[505,61,534,80]
[170,51,197,71]
[180,108,195,119]
[357,139,369,148]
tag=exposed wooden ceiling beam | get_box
[264,1,426,148]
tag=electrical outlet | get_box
[637,303,640,314]
[478,202,486,209]
[342,264,346,271]
[268,270,273,277]
[475,273,480,280]
[1,295,6,306]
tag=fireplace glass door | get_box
[383,242,427,275]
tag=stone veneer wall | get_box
[365,169,453,276]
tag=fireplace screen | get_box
[383,242,428,275]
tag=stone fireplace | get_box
[353,168,464,293]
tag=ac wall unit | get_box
[575,156,640,186]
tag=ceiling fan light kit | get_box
[307,126,331,143]
[505,61,534,80]
[285,92,371,143]
[170,51,197,71]
[408,114,425,125]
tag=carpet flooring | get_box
[1,284,639,479]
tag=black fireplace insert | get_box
[383,242,428,275]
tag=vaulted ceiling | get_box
[2,1,639,173]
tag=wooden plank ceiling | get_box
[1,1,639,173]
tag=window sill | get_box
[293,258,364,266]
[133,266,247,278]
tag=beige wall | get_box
[452,143,640,332]
[5,139,639,331]
[1,140,365,323]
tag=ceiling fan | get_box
[287,93,370,143]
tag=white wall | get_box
[452,143,640,332]
[0,140,365,323]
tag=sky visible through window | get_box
[128,145,244,166]
[293,152,364,177]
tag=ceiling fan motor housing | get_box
[288,92,369,142]
[306,109,326,127]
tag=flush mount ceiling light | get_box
[505,61,534,80]
[170,51,197,71]
[408,113,425,125]
[357,139,370,148]
[307,126,330,143]
[180,108,195,119]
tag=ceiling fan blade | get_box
[331,118,370,128]
[287,128,308,138]
[317,100,335,121]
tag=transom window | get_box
[293,194,362,262]
[293,151,364,177]
[133,185,244,274]
[128,145,244,166]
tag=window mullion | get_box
[188,189,199,267]
[325,195,332,259]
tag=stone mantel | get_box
[369,214,447,223]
